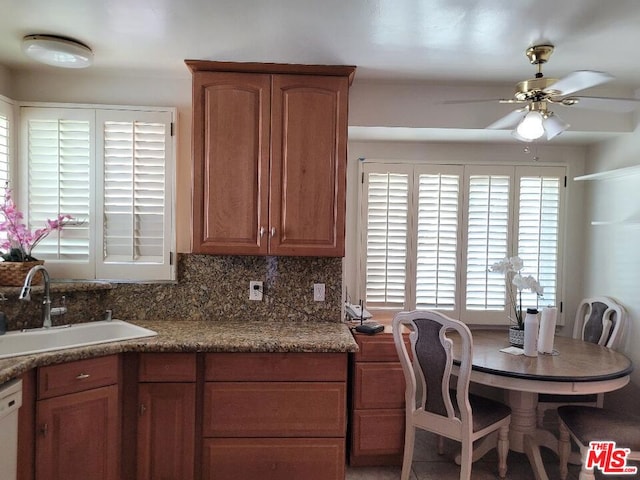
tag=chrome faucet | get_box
[19,265,58,328]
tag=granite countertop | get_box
[0,319,359,384]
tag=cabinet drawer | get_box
[351,409,405,458]
[138,353,197,382]
[202,438,344,480]
[205,352,346,382]
[354,334,409,362]
[203,382,346,437]
[353,362,406,409]
[38,355,119,400]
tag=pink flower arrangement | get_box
[0,188,72,262]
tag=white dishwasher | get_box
[0,379,22,480]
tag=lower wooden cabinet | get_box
[349,332,408,466]
[137,383,196,480]
[35,356,120,480]
[203,352,348,480]
[136,353,196,480]
[19,351,349,480]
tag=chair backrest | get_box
[572,296,626,349]
[392,310,474,435]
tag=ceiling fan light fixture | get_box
[22,34,93,68]
[515,110,545,140]
[543,113,570,140]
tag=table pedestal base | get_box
[507,390,558,480]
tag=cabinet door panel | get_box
[137,383,196,480]
[192,71,270,254]
[351,409,405,459]
[36,385,119,480]
[353,362,406,409]
[203,382,346,437]
[270,75,348,256]
[202,438,344,480]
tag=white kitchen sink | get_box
[0,320,157,359]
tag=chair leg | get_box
[578,466,596,480]
[401,425,415,480]
[558,420,571,480]
[459,440,472,480]
[497,425,509,478]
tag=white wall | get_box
[584,127,640,414]
[345,140,588,332]
[0,65,12,97]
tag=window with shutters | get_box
[19,104,175,282]
[358,161,565,325]
[0,96,14,248]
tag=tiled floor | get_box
[346,430,582,480]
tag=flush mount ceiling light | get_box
[511,101,569,142]
[22,34,93,68]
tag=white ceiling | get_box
[2,0,640,144]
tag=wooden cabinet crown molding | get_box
[184,60,356,85]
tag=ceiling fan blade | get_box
[487,109,527,130]
[544,70,614,96]
[441,98,509,105]
[569,96,640,113]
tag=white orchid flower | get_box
[509,256,524,271]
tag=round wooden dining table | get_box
[455,329,633,480]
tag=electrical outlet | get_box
[249,281,263,301]
[313,283,325,302]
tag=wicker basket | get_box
[0,260,45,287]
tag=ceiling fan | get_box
[447,44,640,141]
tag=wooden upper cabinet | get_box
[270,75,348,256]
[192,72,271,255]
[188,61,355,257]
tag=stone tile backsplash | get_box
[2,254,343,330]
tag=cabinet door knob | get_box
[259,226,266,237]
[76,373,91,380]
[270,227,276,237]
[139,404,146,416]
[40,423,48,437]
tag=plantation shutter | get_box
[462,167,511,322]
[515,166,564,309]
[0,100,11,249]
[20,105,175,281]
[414,165,462,311]
[0,104,9,189]
[358,161,565,325]
[21,108,94,279]
[96,110,173,280]
[362,164,411,309]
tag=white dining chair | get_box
[537,296,627,427]
[558,405,640,480]
[392,310,511,480]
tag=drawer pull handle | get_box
[139,404,147,416]
[41,423,48,437]
[76,373,91,380]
